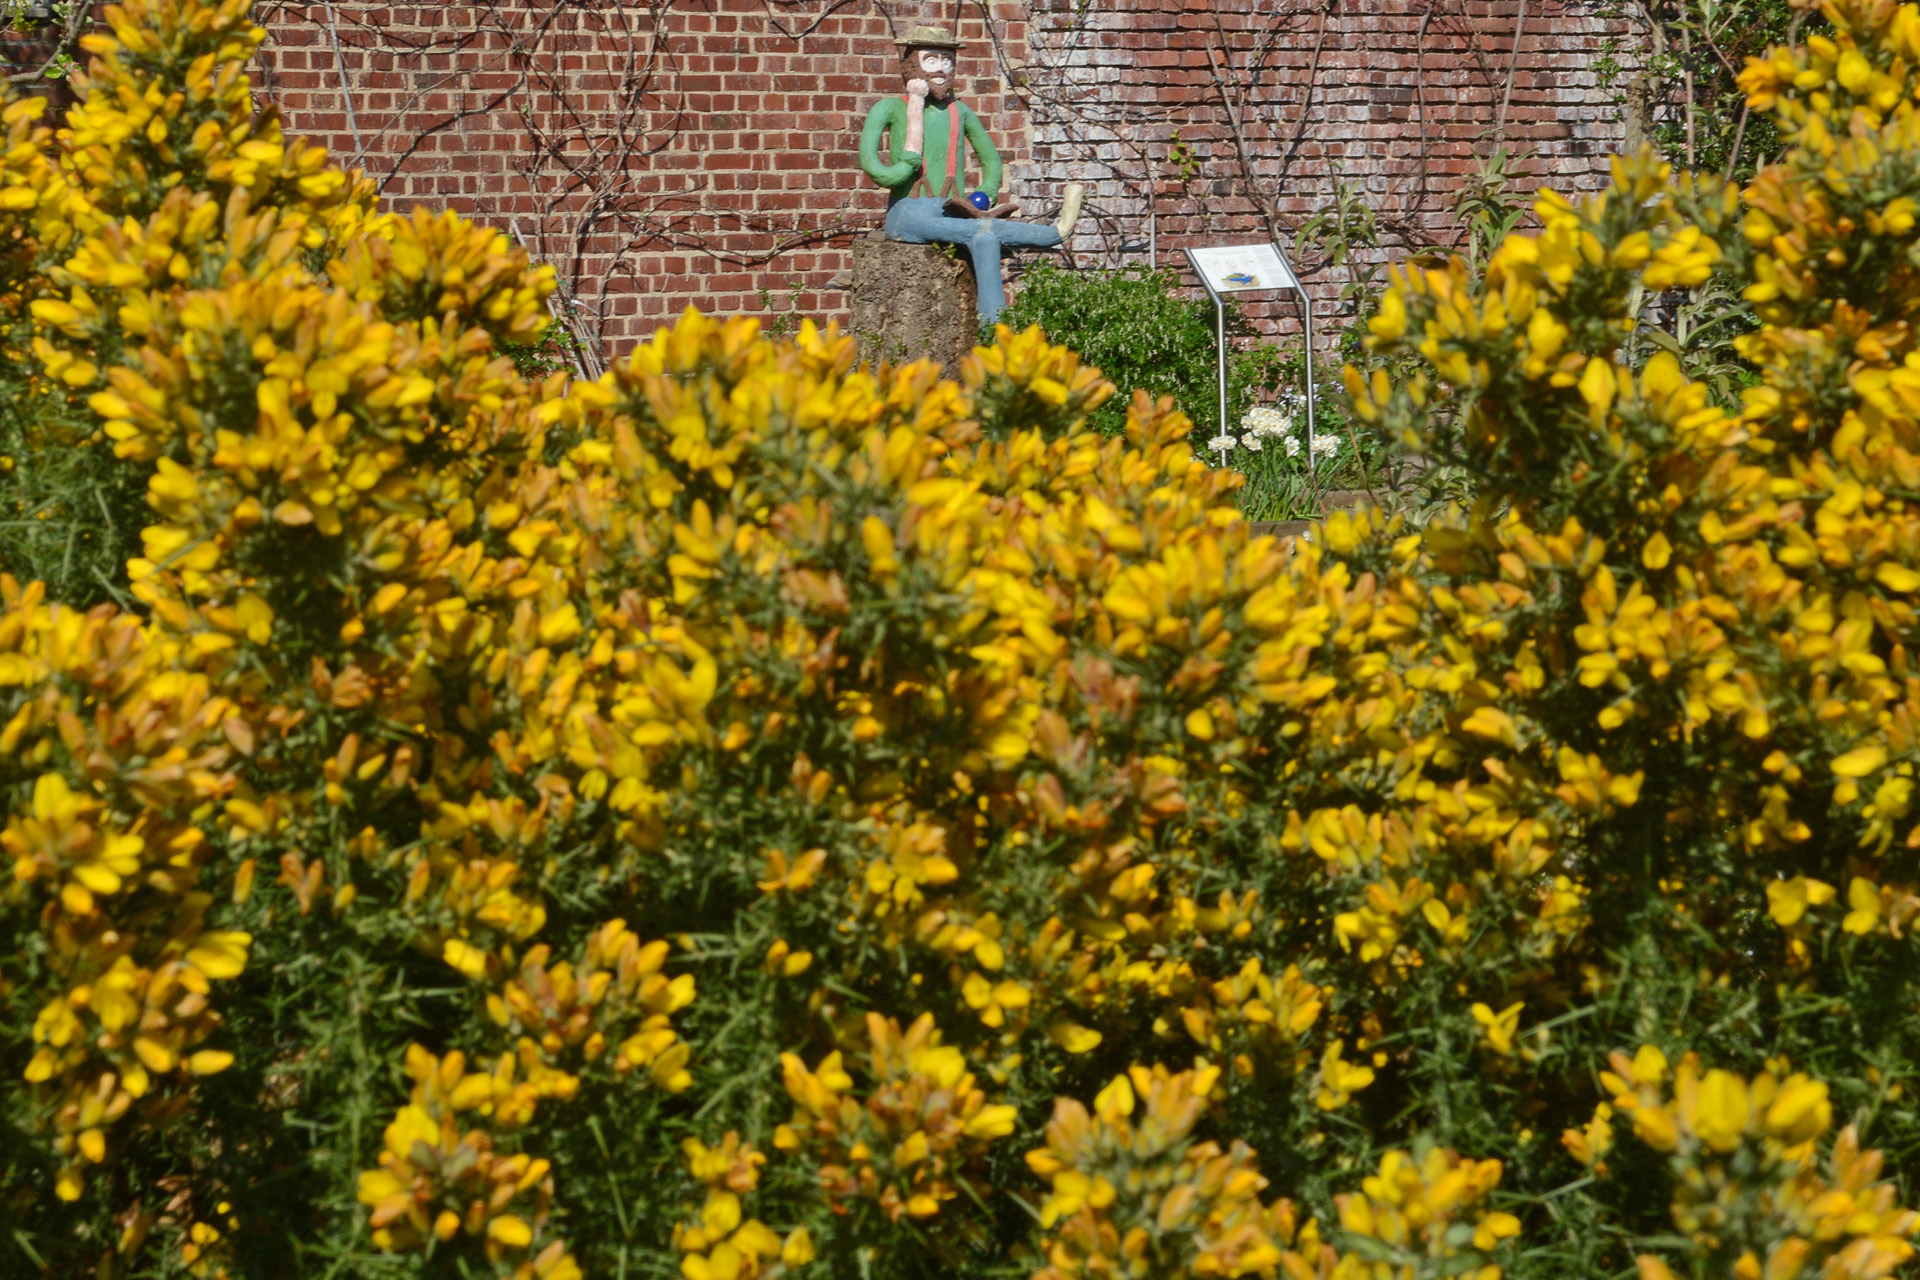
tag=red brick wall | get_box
[1014,0,1630,332]
[250,0,1630,356]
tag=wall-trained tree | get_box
[12,1,1920,1279]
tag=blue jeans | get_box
[885,197,1062,323]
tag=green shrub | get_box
[1001,265,1389,520]
[998,264,1284,439]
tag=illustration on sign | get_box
[1188,244,1297,294]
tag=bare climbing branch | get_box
[1494,0,1526,136]
[8,0,89,86]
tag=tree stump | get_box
[850,234,978,374]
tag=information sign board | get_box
[1187,244,1299,294]
[1184,242,1318,474]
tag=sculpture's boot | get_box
[1056,183,1084,239]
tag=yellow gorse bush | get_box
[1026,1065,1297,1280]
[775,1012,1015,1236]
[673,1130,817,1280]
[1577,1047,1914,1280]
[355,1043,579,1274]
[13,0,1920,1275]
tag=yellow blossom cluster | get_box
[674,1132,816,1280]
[490,917,696,1088]
[356,1044,582,1277]
[1,579,253,1204]
[1325,1146,1518,1280]
[776,1013,1016,1227]
[1026,1068,1516,1280]
[1577,1048,1918,1279]
[1180,958,1324,1074]
[1026,1065,1305,1280]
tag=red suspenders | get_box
[904,98,965,199]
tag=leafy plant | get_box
[1167,134,1200,186]
[995,263,1363,516]
[1601,0,1798,181]
[13,5,1920,1280]
[997,263,1285,441]
[1450,146,1535,270]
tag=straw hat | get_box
[894,23,963,49]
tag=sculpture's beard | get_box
[918,54,953,98]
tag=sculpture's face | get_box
[904,46,955,98]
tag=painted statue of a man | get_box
[858,24,1083,324]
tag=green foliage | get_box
[995,264,1373,518]
[1599,0,1798,181]
[1450,147,1536,270]
[504,314,587,381]
[0,413,147,612]
[998,264,1285,440]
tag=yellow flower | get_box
[1832,746,1888,779]
[1843,877,1885,935]
[1315,1040,1376,1111]
[1049,1020,1104,1054]
[1766,876,1835,927]
[1763,1077,1832,1145]
[961,973,1030,1027]
[1562,1102,1614,1170]
[1471,1001,1524,1056]
[1692,1069,1750,1153]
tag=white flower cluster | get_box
[1206,392,1338,463]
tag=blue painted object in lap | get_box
[968,191,991,211]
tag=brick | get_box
[257,0,1626,353]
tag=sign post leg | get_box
[1215,293,1228,453]
[1302,287,1317,477]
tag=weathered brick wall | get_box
[251,0,1632,355]
[1018,0,1631,331]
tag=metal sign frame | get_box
[1184,242,1318,473]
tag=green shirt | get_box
[858,97,1003,203]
